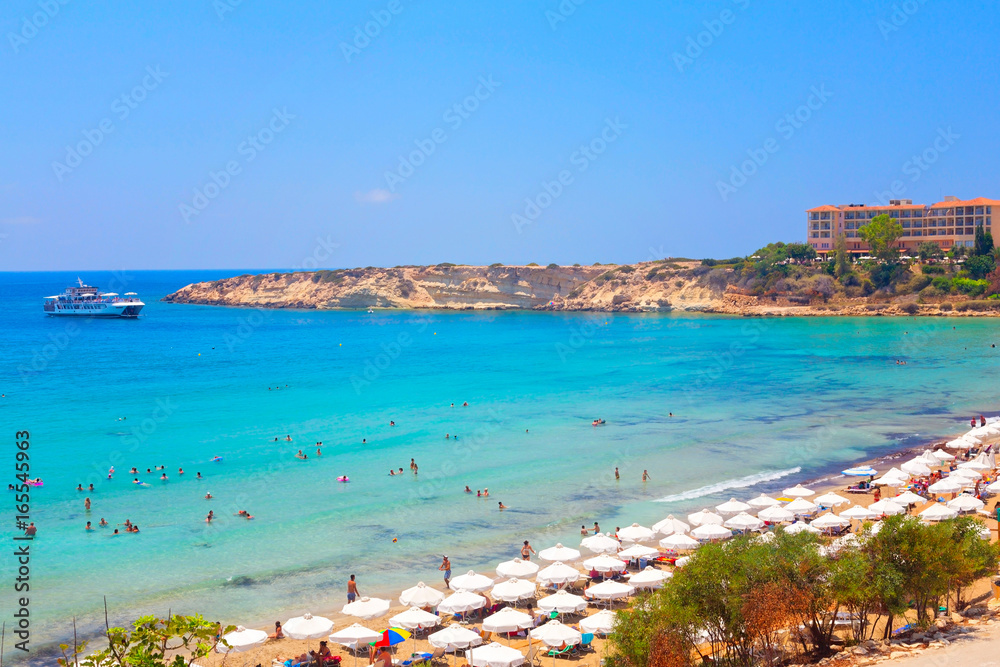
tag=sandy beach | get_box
[184,418,1000,667]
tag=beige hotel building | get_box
[806,196,998,255]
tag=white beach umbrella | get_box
[536,561,581,586]
[785,497,819,515]
[947,494,985,513]
[868,498,907,515]
[284,613,334,640]
[490,578,536,603]
[673,556,691,568]
[783,522,821,535]
[919,502,959,522]
[390,607,441,630]
[342,597,390,620]
[958,459,992,472]
[538,543,581,563]
[746,493,781,509]
[496,558,540,579]
[428,625,483,651]
[901,460,932,477]
[874,472,908,486]
[617,544,659,560]
[715,498,752,515]
[986,480,1000,494]
[329,623,382,667]
[687,509,725,526]
[585,580,634,601]
[216,626,268,653]
[530,620,582,648]
[947,438,976,450]
[912,451,941,466]
[652,515,690,536]
[537,590,588,614]
[450,570,495,593]
[438,590,488,614]
[691,524,733,540]
[467,642,524,667]
[723,512,764,531]
[582,554,627,573]
[399,581,446,607]
[783,484,815,497]
[931,450,956,462]
[950,468,983,481]
[482,607,533,634]
[962,432,983,445]
[659,533,700,550]
[757,505,795,523]
[617,523,656,543]
[927,478,964,495]
[839,505,876,521]
[810,513,849,530]
[627,566,671,589]
[579,609,618,635]
[580,533,620,554]
[329,623,380,649]
[814,492,850,507]
[892,491,925,505]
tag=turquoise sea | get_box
[3,270,1000,663]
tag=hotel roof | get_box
[808,198,1000,213]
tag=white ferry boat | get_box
[43,280,144,318]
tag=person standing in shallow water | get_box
[439,555,451,589]
[347,574,358,602]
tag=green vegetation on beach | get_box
[607,515,999,667]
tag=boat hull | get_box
[44,303,144,318]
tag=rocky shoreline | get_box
[162,262,1000,317]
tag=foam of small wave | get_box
[654,467,802,503]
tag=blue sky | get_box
[1,0,997,270]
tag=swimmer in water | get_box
[498,501,507,510]
[88,483,94,491]
[464,486,472,493]
[129,467,138,474]
[362,438,367,444]
[99,518,108,527]
[317,447,321,457]
[178,467,184,475]
[286,435,292,441]
[390,470,395,476]
[398,467,403,474]
[77,484,84,491]
[197,472,203,479]
[463,401,468,407]
[85,497,91,510]
[483,488,489,497]
[86,521,92,530]
[642,470,650,482]
[205,492,213,499]
[615,467,620,480]
[390,421,395,426]
[206,510,215,523]
[296,450,308,460]
[160,473,168,480]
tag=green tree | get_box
[917,241,943,261]
[833,233,850,278]
[974,225,995,257]
[858,214,904,263]
[964,254,995,279]
[60,613,231,667]
[786,242,817,262]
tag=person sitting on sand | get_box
[269,621,284,639]
[312,640,338,666]
[371,646,392,667]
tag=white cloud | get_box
[354,189,399,204]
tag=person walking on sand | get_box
[520,540,536,561]
[439,555,451,589]
[347,574,359,602]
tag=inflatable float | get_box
[210,456,223,463]
[337,476,350,482]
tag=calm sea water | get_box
[2,270,999,662]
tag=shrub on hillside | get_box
[939,302,954,311]
[953,277,989,297]
[955,300,1000,312]
[921,264,945,274]
[931,276,953,292]
[901,302,920,314]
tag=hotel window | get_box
[901,210,911,218]
[820,223,830,230]
[901,231,910,236]
[821,212,831,220]
[977,206,985,215]
[966,227,975,235]
[912,230,922,236]
[846,232,856,238]
[810,213,819,220]
[821,243,829,249]
[811,232,819,238]
[966,206,975,214]
[901,220,910,228]
[927,230,937,236]
[976,217,984,226]
[988,206,992,214]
